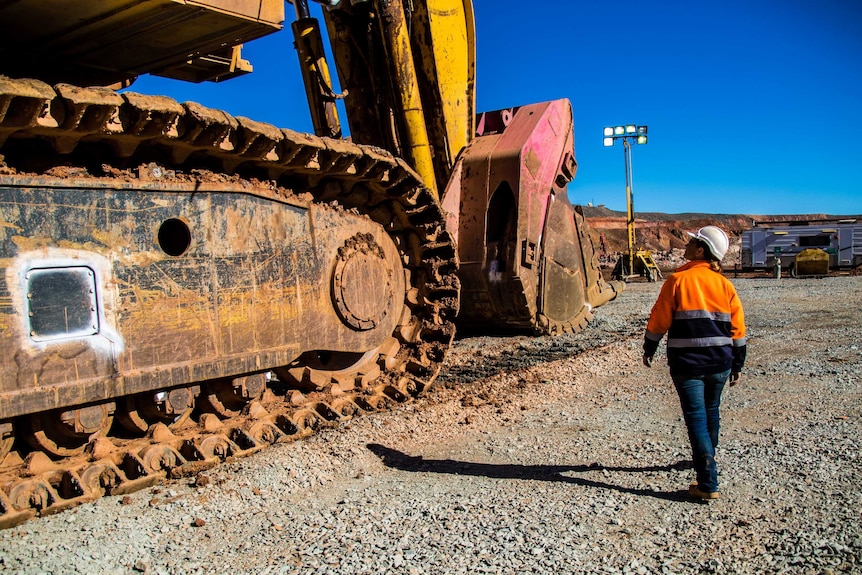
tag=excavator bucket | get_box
[442,99,623,334]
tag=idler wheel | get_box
[26,402,115,457]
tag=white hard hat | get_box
[687,226,729,260]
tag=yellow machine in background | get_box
[794,248,830,277]
[611,249,662,283]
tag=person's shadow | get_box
[367,443,694,502]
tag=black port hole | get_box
[158,218,191,257]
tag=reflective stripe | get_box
[645,329,663,342]
[667,336,733,348]
[673,310,731,322]
[733,337,747,347]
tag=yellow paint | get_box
[0,221,22,231]
[381,1,438,196]
[11,235,53,252]
[425,0,476,163]
[92,227,132,251]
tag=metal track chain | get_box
[0,76,459,528]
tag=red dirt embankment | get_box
[581,205,837,270]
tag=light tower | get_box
[603,124,654,281]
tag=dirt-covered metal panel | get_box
[0,176,403,418]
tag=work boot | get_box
[689,481,720,500]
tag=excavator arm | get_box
[300,0,621,332]
[314,0,476,198]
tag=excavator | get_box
[0,0,621,526]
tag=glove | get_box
[643,336,660,368]
[732,345,747,373]
[729,371,740,386]
[644,336,661,367]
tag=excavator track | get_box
[0,77,459,528]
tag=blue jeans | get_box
[672,369,730,493]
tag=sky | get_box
[128,0,862,216]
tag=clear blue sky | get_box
[129,1,862,216]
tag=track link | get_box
[0,77,459,528]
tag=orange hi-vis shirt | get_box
[645,260,747,374]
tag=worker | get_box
[641,225,747,500]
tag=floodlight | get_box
[602,121,650,283]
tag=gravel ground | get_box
[1,276,860,575]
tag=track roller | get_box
[198,374,268,419]
[25,402,115,457]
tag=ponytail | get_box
[695,239,724,272]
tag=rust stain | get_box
[123,250,165,268]
[91,227,132,251]
[150,198,179,208]
[524,148,541,180]
[11,235,53,252]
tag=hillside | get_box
[580,205,843,270]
